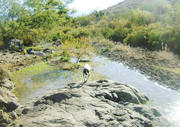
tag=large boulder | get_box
[9,39,24,52]
[19,80,167,127]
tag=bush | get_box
[67,27,90,38]
[75,16,92,26]
[163,26,180,55]
[147,23,164,50]
[124,26,148,48]
[111,27,131,42]
[101,27,113,39]
[124,10,153,25]
[60,50,70,62]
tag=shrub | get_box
[147,31,162,50]
[124,26,148,48]
[60,50,70,62]
[101,27,113,39]
[124,10,154,25]
[163,26,180,55]
[101,48,111,53]
[67,27,90,38]
[111,27,131,42]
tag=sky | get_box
[68,0,124,16]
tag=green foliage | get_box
[101,48,111,54]
[139,0,170,16]
[60,50,70,62]
[147,24,163,50]
[0,0,72,46]
[82,0,180,55]
[123,10,154,25]
[75,16,93,26]
[124,26,148,48]
[111,27,131,42]
[67,27,90,38]
[162,25,180,55]
[101,27,113,39]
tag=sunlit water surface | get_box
[14,56,180,127]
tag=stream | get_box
[14,56,180,127]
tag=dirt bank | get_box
[0,50,39,72]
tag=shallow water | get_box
[14,56,180,126]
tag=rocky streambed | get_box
[17,80,167,127]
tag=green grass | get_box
[11,62,54,87]
[25,46,44,51]
[12,62,52,76]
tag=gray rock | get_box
[19,80,166,127]
[32,51,46,57]
[43,48,53,54]
[79,59,91,62]
[0,79,15,90]
[0,87,19,112]
[27,48,33,54]
[9,39,24,52]
[52,40,62,47]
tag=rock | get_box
[0,79,14,90]
[9,39,24,52]
[52,40,62,47]
[6,102,19,112]
[19,80,166,127]
[43,48,53,54]
[32,51,46,57]
[0,75,19,126]
[79,59,91,62]
[10,111,18,120]
[96,80,109,83]
[34,92,72,106]
[0,110,12,125]
[0,87,19,112]
[0,66,11,81]
[27,48,34,54]
[22,108,31,115]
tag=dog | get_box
[83,64,91,82]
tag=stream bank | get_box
[94,40,180,92]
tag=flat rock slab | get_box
[19,80,167,127]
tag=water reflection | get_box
[14,64,107,104]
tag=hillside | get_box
[105,0,174,15]
[105,0,145,15]
[75,0,180,55]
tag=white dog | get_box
[83,64,91,82]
